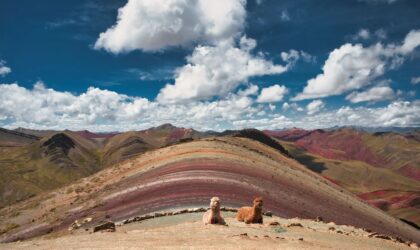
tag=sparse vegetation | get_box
[273,226,287,233]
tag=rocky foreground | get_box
[1,211,418,250]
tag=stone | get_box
[68,220,82,231]
[286,223,303,228]
[93,221,116,233]
[142,214,154,220]
[409,242,418,249]
[83,217,92,223]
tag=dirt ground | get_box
[1,213,416,250]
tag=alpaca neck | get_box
[252,205,262,215]
[211,207,220,215]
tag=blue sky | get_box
[0,0,419,131]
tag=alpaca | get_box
[202,197,226,225]
[236,197,263,224]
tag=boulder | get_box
[264,211,273,217]
[93,221,116,233]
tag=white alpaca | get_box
[202,197,226,225]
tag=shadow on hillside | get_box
[289,151,327,174]
[400,218,420,230]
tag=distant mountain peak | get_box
[42,133,75,155]
[153,123,178,130]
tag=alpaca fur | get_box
[236,197,263,224]
[202,197,226,225]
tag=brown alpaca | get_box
[202,197,226,225]
[236,197,263,224]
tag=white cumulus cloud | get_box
[156,37,288,103]
[282,102,303,112]
[306,100,325,115]
[346,86,395,103]
[281,49,315,65]
[94,0,246,53]
[0,82,261,131]
[256,84,288,103]
[294,29,420,100]
[1,83,419,131]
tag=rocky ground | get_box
[1,212,418,250]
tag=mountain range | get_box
[0,124,419,244]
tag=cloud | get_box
[281,49,316,65]
[374,29,387,40]
[0,60,11,77]
[237,84,259,96]
[284,100,420,128]
[345,86,395,103]
[94,0,246,53]
[1,83,418,131]
[332,101,420,127]
[411,77,420,85]
[282,102,303,112]
[306,100,325,115]
[352,28,388,41]
[398,29,420,55]
[353,29,371,40]
[294,29,420,100]
[232,115,290,130]
[0,82,260,131]
[227,100,420,130]
[45,19,78,29]
[280,10,290,21]
[126,68,173,81]
[256,84,288,103]
[94,0,293,105]
[156,37,288,103]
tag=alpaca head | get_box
[210,197,221,211]
[253,196,263,209]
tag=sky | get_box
[0,0,419,131]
